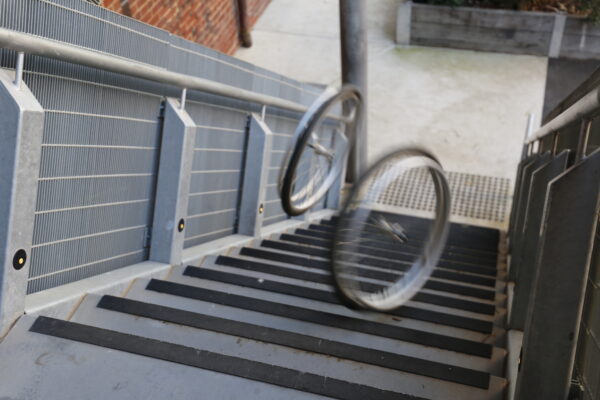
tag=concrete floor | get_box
[236,0,548,180]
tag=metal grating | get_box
[0,0,323,292]
[374,168,511,223]
[262,114,296,226]
[23,71,163,294]
[183,100,248,248]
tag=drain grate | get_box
[372,169,511,223]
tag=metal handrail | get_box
[0,28,342,119]
[527,84,600,144]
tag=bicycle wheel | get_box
[280,85,362,216]
[331,148,451,311]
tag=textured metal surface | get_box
[0,0,323,291]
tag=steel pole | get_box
[339,0,368,182]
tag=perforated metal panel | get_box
[0,0,323,292]
[374,168,511,223]
[183,101,248,248]
[262,114,296,226]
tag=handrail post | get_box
[575,119,591,163]
[149,98,196,265]
[237,114,272,236]
[13,52,24,88]
[0,70,44,336]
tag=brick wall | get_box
[101,0,270,54]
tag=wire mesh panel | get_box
[262,114,296,226]
[24,71,163,294]
[0,0,324,292]
[0,0,170,293]
[183,101,248,248]
[262,113,333,226]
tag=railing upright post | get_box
[0,69,44,336]
[575,119,591,163]
[149,98,195,265]
[237,114,273,236]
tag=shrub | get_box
[414,0,600,21]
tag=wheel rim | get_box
[280,85,362,216]
[332,148,451,311]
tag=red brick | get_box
[101,0,271,54]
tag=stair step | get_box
[65,294,506,399]
[309,221,499,253]
[280,231,498,267]
[124,278,507,375]
[252,242,499,285]
[145,278,494,357]
[187,257,504,324]
[174,265,504,346]
[33,315,409,399]
[325,215,500,244]
[266,236,499,276]
[182,263,499,336]
[213,253,501,315]
[294,227,498,260]
[0,215,508,400]
[0,316,326,400]
[218,253,500,303]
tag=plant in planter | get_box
[415,0,600,21]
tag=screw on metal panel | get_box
[258,204,264,214]
[12,249,27,270]
[178,218,185,232]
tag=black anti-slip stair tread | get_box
[326,215,501,245]
[260,239,499,280]
[295,228,498,259]
[146,279,494,358]
[296,226,498,259]
[280,233,498,267]
[215,255,495,315]
[326,216,500,242]
[29,316,419,400]
[184,266,494,334]
[244,246,497,288]
[310,224,499,253]
[238,247,498,294]
[217,255,497,302]
[265,237,498,274]
[96,295,491,389]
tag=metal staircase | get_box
[0,215,508,399]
